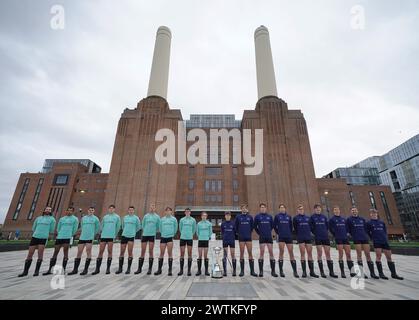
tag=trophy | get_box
[211,246,223,278]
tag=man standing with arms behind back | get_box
[235,204,257,277]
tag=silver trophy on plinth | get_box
[211,246,223,278]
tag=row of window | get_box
[188,166,239,176]
[350,190,393,225]
[188,179,239,191]
[197,194,239,203]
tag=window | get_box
[232,166,238,176]
[232,179,239,190]
[217,195,222,203]
[349,191,356,206]
[13,178,30,220]
[205,167,222,176]
[189,166,195,176]
[27,178,44,220]
[188,180,194,190]
[187,194,194,203]
[369,191,377,209]
[390,171,398,179]
[205,180,222,192]
[233,194,239,203]
[393,182,401,190]
[54,174,69,186]
[380,192,393,225]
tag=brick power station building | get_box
[2,26,404,239]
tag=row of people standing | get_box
[17,204,213,277]
[18,203,403,280]
[228,203,403,280]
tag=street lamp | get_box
[324,190,330,219]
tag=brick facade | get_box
[2,96,405,239]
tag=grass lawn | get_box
[388,241,419,248]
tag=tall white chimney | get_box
[147,26,171,100]
[254,25,278,99]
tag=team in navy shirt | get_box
[218,202,403,280]
[273,205,298,277]
[234,204,257,277]
[293,205,318,278]
[310,204,338,278]
[220,212,236,276]
[254,203,277,277]
[329,206,356,277]
[367,209,403,280]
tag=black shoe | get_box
[125,257,133,274]
[91,258,103,275]
[347,260,356,277]
[301,260,307,278]
[80,258,91,275]
[270,259,278,277]
[42,258,56,276]
[258,259,264,277]
[147,258,154,275]
[177,258,184,276]
[327,260,338,278]
[232,259,237,276]
[367,261,379,279]
[291,260,299,278]
[134,257,144,274]
[239,259,245,277]
[376,261,388,280]
[222,258,227,277]
[308,260,319,278]
[196,259,202,276]
[68,258,81,275]
[338,260,346,278]
[388,261,404,280]
[278,260,285,277]
[18,259,32,277]
[318,260,327,278]
[33,259,43,277]
[154,258,163,275]
[106,258,112,274]
[115,257,124,274]
[187,258,192,276]
[168,258,173,276]
[249,259,258,277]
[204,259,210,276]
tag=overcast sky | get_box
[1,0,418,223]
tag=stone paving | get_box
[0,240,418,300]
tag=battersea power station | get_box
[3,26,404,239]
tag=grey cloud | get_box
[0,0,418,223]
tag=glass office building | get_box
[42,159,102,174]
[323,167,381,186]
[352,134,419,238]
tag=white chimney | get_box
[147,26,171,100]
[254,25,278,99]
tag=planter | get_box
[0,243,30,252]
[391,247,419,256]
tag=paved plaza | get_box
[0,241,418,300]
